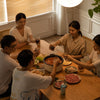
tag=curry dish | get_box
[45,57,62,66]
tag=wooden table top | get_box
[40,62,100,100]
[10,40,100,100]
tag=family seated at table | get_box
[0,12,100,99]
[9,12,87,60]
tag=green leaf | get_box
[88,0,100,18]
[92,2,98,5]
[93,7,99,13]
[94,0,100,2]
[98,5,100,9]
[88,9,93,18]
[92,0,100,5]
[98,8,100,12]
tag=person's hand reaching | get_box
[49,44,55,51]
[53,58,61,67]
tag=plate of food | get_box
[63,59,72,66]
[64,74,81,84]
[53,80,67,89]
[65,66,78,73]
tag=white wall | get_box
[0,0,100,39]
[0,12,56,38]
[68,0,100,39]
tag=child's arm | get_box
[67,55,95,70]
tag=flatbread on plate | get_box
[63,59,72,65]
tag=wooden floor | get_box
[0,0,52,22]
[43,34,62,43]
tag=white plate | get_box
[65,66,78,73]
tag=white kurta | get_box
[89,49,100,77]
[11,68,52,100]
[0,49,19,94]
[9,26,32,43]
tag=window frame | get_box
[0,0,54,25]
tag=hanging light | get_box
[57,0,83,7]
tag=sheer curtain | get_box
[54,0,67,35]
[0,0,7,23]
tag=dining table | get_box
[11,40,100,100]
[40,62,100,100]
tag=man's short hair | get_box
[93,34,100,46]
[17,49,33,67]
[1,35,16,49]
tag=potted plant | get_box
[88,0,100,18]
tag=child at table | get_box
[11,49,60,100]
[66,34,100,77]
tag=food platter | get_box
[64,74,81,84]
[65,66,78,74]
[53,80,67,89]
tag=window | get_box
[0,0,7,23]
[0,0,52,23]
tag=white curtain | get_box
[55,0,68,35]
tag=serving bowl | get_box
[43,54,63,72]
